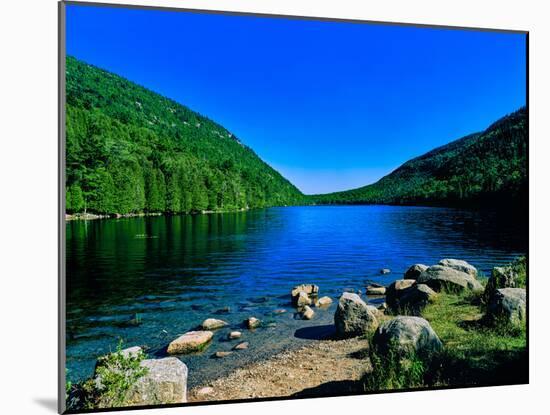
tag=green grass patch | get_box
[363,290,527,392]
[421,292,526,387]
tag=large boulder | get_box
[385,280,415,307]
[334,292,379,337]
[93,350,188,407]
[124,358,188,405]
[484,265,525,303]
[201,318,228,330]
[167,331,213,354]
[291,284,319,306]
[417,265,483,293]
[487,288,526,326]
[373,316,442,358]
[404,264,428,280]
[386,280,437,314]
[438,259,477,277]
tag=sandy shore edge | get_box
[188,336,372,402]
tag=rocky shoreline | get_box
[67,257,527,410]
[65,207,251,221]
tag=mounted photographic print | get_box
[59,1,528,413]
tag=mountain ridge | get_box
[65,56,305,215]
[65,56,527,215]
[311,107,527,209]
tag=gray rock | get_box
[334,292,379,337]
[167,331,213,354]
[124,357,188,406]
[438,259,478,277]
[386,280,437,314]
[385,279,416,306]
[373,316,443,358]
[484,266,524,302]
[417,265,483,293]
[404,264,428,280]
[487,288,526,326]
[201,318,228,330]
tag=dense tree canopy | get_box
[311,108,527,209]
[66,56,527,214]
[65,56,305,214]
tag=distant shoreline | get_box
[65,201,526,222]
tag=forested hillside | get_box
[312,108,527,209]
[65,56,305,214]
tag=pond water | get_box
[65,205,527,386]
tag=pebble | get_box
[233,342,249,350]
[215,351,233,358]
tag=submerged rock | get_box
[201,318,228,330]
[246,317,261,329]
[380,268,391,275]
[438,259,478,277]
[334,292,379,337]
[373,316,442,358]
[417,265,483,293]
[233,341,249,350]
[404,264,428,280]
[366,285,386,296]
[228,331,242,340]
[487,288,526,326]
[167,331,213,354]
[215,306,231,314]
[214,351,233,358]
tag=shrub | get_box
[68,340,148,410]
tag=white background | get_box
[0,0,547,414]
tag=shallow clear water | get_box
[66,205,527,386]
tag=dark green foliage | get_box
[65,56,304,214]
[312,108,527,208]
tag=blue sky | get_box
[66,4,526,195]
